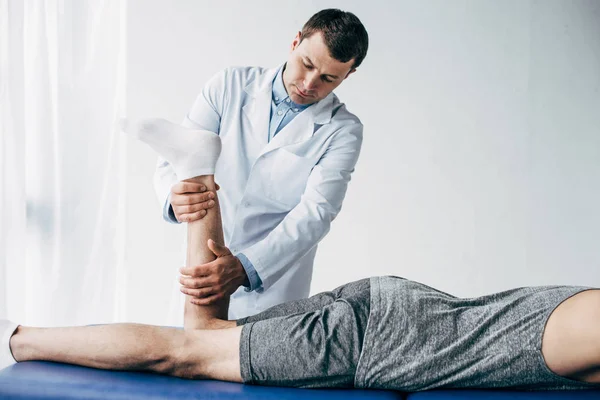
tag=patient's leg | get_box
[235,282,371,388]
[236,279,370,325]
[5,280,369,384]
[121,117,227,329]
[9,323,243,382]
[4,280,370,384]
[183,174,229,329]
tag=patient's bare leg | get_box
[183,174,231,330]
[120,117,230,330]
[9,323,243,382]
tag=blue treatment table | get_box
[2,361,600,399]
[0,361,401,399]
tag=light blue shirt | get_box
[268,64,311,140]
[165,64,312,292]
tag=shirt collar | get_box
[272,63,310,111]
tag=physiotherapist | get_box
[155,9,369,319]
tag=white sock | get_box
[0,320,18,370]
[120,117,222,180]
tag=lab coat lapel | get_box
[259,92,335,157]
[242,67,279,147]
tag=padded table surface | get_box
[3,362,600,399]
[0,361,402,400]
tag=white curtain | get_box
[0,0,128,326]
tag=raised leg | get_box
[120,117,228,329]
[541,289,600,383]
[183,174,229,329]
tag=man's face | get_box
[283,31,356,105]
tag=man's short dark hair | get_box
[300,9,369,70]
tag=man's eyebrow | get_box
[304,56,339,79]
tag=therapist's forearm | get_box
[183,175,228,330]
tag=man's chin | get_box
[291,94,315,105]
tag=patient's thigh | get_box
[236,278,370,325]
[238,289,371,388]
[541,289,600,382]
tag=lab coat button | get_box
[277,110,283,116]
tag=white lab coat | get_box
[154,65,363,318]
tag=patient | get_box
[1,119,600,392]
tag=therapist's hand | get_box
[178,239,248,305]
[170,181,220,223]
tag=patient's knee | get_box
[167,331,207,379]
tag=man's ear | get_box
[291,31,302,52]
[344,68,357,80]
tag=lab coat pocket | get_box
[266,149,314,207]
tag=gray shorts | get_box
[237,278,371,388]
[237,276,600,391]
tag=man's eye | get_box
[303,63,313,69]
[323,77,333,83]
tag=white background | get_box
[125,0,600,325]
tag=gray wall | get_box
[125,0,600,325]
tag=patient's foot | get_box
[0,320,19,369]
[120,117,222,180]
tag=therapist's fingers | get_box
[179,261,215,277]
[179,274,213,289]
[173,200,215,214]
[172,181,207,195]
[172,191,214,206]
[172,192,216,222]
[176,209,207,223]
[173,200,216,223]
[180,285,217,298]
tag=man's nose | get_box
[304,72,319,91]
